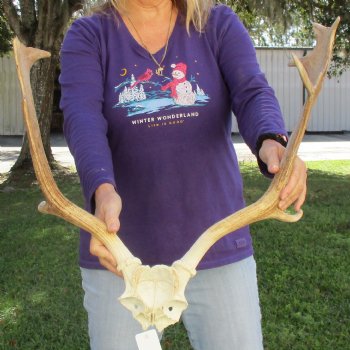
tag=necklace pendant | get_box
[155,66,164,76]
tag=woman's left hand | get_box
[258,139,307,212]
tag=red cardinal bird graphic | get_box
[131,68,153,88]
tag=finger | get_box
[293,181,307,212]
[280,158,307,200]
[90,237,117,266]
[91,240,122,276]
[279,177,304,210]
[280,173,298,201]
[279,167,307,210]
[90,237,123,277]
[99,257,123,277]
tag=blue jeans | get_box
[81,256,263,350]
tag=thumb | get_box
[104,206,121,233]
[265,151,280,174]
[259,140,282,174]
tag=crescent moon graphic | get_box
[120,68,127,76]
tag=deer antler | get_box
[13,17,339,333]
[179,18,341,271]
[12,37,141,283]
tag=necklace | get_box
[127,7,173,76]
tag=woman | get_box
[59,0,307,349]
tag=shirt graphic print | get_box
[113,61,210,117]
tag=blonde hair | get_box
[94,0,215,32]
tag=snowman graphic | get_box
[161,62,196,106]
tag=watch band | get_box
[256,133,288,153]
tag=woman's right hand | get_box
[91,183,122,276]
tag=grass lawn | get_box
[0,160,349,349]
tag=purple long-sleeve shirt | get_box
[59,4,286,270]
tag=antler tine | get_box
[179,18,340,271]
[274,17,340,190]
[13,38,138,272]
[289,17,341,94]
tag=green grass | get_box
[0,161,349,349]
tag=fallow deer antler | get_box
[12,37,141,285]
[13,17,339,332]
[179,19,341,271]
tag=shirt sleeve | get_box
[59,16,116,204]
[214,6,287,155]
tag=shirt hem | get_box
[79,246,254,271]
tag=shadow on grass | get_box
[1,162,349,349]
[244,163,350,350]
[0,174,88,349]
[0,172,192,349]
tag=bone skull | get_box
[119,261,194,330]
